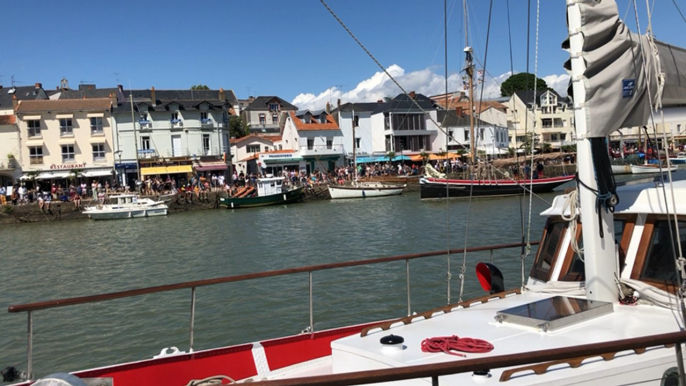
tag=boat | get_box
[7,1,686,385]
[420,174,575,199]
[669,152,686,165]
[328,106,406,199]
[219,175,303,209]
[83,194,168,220]
[328,181,405,199]
[631,163,679,174]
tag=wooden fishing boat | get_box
[219,176,303,209]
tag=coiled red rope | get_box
[421,335,494,357]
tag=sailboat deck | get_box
[262,291,683,385]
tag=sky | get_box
[3,0,686,111]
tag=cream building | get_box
[15,98,115,184]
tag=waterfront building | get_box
[506,90,575,151]
[437,110,509,157]
[279,110,345,173]
[332,102,381,158]
[230,134,280,175]
[14,98,116,184]
[241,96,297,136]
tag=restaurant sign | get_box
[50,163,87,170]
[264,153,294,159]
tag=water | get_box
[0,187,568,379]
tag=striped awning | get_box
[141,165,193,176]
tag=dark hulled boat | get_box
[419,175,575,199]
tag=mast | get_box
[352,106,357,184]
[129,88,141,184]
[568,3,618,303]
[464,0,476,165]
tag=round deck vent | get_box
[380,334,405,350]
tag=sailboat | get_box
[328,106,406,199]
[7,1,686,385]
[420,46,575,199]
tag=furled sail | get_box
[564,0,686,138]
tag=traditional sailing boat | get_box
[327,106,406,199]
[8,1,686,385]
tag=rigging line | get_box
[526,0,541,258]
[319,0,465,148]
[520,0,533,288]
[672,0,686,25]
[444,0,452,305]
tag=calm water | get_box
[0,185,579,379]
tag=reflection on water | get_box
[0,188,560,379]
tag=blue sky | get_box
[3,1,685,110]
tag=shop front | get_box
[259,152,303,177]
[140,164,193,187]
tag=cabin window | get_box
[530,220,566,281]
[560,218,631,282]
[638,219,686,285]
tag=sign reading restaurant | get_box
[50,163,87,170]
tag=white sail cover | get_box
[564,0,686,138]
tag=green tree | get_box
[191,84,210,90]
[500,73,548,97]
[541,142,552,153]
[520,132,540,155]
[229,116,248,138]
[386,151,396,163]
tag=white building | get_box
[280,110,345,173]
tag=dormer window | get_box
[200,112,211,124]
[320,114,327,124]
[171,112,181,123]
[269,103,279,111]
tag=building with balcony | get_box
[241,96,297,136]
[14,98,115,185]
[0,115,21,188]
[331,101,381,158]
[281,110,345,173]
[504,90,574,151]
[437,110,509,157]
[230,135,280,175]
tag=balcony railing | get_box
[300,144,345,154]
[137,149,158,159]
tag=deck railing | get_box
[8,241,538,381]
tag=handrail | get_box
[245,331,686,386]
[8,241,538,314]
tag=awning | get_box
[23,115,41,120]
[81,168,114,177]
[89,137,107,143]
[264,157,303,164]
[36,171,72,180]
[141,165,193,176]
[194,161,228,171]
[56,114,73,119]
[25,140,44,147]
[87,113,105,118]
[19,174,34,181]
[58,138,76,145]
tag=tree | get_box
[191,84,210,90]
[229,116,248,138]
[386,151,396,163]
[500,73,548,97]
[541,142,552,153]
[420,150,429,166]
[520,132,540,155]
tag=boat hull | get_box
[219,187,303,209]
[420,175,575,199]
[611,164,632,175]
[668,157,686,164]
[85,206,168,220]
[328,184,405,199]
[631,164,679,174]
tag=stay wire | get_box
[672,0,686,25]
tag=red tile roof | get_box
[230,134,277,146]
[0,115,16,125]
[290,111,339,131]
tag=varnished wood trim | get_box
[530,219,567,282]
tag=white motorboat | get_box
[328,181,405,199]
[83,194,168,220]
[631,163,679,174]
[669,152,686,165]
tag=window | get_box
[530,221,566,281]
[479,128,484,141]
[355,138,361,149]
[464,129,469,140]
[560,133,567,141]
[90,117,103,134]
[62,145,75,162]
[678,124,682,134]
[354,115,360,127]
[141,136,151,150]
[272,113,278,124]
[29,146,43,164]
[259,113,266,125]
[326,138,333,149]
[542,118,553,128]
[171,112,180,123]
[561,219,629,282]
[60,118,73,136]
[247,145,260,153]
[203,134,210,155]
[27,120,41,137]
[200,112,209,122]
[307,138,314,150]
[551,134,559,141]
[93,144,106,161]
[391,113,426,131]
[638,219,686,285]
[269,103,279,111]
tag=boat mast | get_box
[129,88,141,184]
[352,105,357,184]
[568,3,618,303]
[465,0,475,165]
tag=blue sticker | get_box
[623,79,635,98]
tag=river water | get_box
[0,178,647,380]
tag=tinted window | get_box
[641,220,686,283]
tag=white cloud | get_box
[291,66,570,110]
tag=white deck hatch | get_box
[495,296,614,332]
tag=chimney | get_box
[12,95,18,111]
[337,99,341,110]
[248,96,255,103]
[35,83,42,89]
[109,92,117,106]
[326,102,331,114]
[219,87,225,101]
[118,85,124,92]
[377,99,384,103]
[151,86,156,106]
[409,91,416,99]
